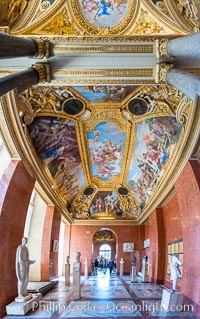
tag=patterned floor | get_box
[4,271,198,319]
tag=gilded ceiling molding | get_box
[0,97,19,158]
[155,63,174,84]
[72,219,138,226]
[53,68,153,78]
[49,79,156,85]
[48,35,171,42]
[164,0,199,33]
[53,44,154,54]
[13,1,71,35]
[138,97,200,224]
[176,96,191,126]
[10,0,41,32]
[143,0,189,35]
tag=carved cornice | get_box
[53,44,154,54]
[31,63,51,82]
[155,38,170,59]
[53,68,153,78]
[33,38,50,58]
[155,63,174,84]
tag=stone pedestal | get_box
[143,264,148,282]
[65,263,70,285]
[6,293,42,315]
[120,264,124,276]
[84,258,88,278]
[73,262,81,299]
[161,289,183,312]
[131,266,137,282]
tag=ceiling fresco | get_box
[79,0,128,28]
[72,86,138,103]
[28,117,86,203]
[0,0,199,224]
[127,117,182,208]
[87,122,125,180]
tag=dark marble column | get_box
[0,32,38,57]
[0,63,50,97]
[0,67,39,97]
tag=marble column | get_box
[0,63,50,97]
[0,32,49,58]
[166,68,200,101]
[167,32,200,59]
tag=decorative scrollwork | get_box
[176,0,198,23]
[176,95,191,126]
[70,193,92,219]
[156,63,174,84]
[133,9,164,35]
[155,38,170,59]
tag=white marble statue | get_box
[15,237,35,301]
[170,254,183,293]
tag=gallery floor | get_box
[4,270,198,319]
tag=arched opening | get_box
[92,228,118,262]
[99,243,111,260]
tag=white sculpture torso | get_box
[170,254,183,292]
[15,237,35,301]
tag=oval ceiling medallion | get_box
[118,187,128,195]
[128,97,148,116]
[63,98,84,116]
[83,187,95,196]
[78,0,129,28]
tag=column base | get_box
[6,293,42,315]
[161,289,183,312]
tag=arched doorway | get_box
[92,228,117,262]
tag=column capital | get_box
[155,63,174,84]
[32,38,50,59]
[155,39,170,59]
[31,63,51,83]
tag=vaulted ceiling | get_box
[0,0,200,225]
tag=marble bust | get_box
[74,251,81,263]
[15,237,35,302]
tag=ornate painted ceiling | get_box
[0,0,200,225]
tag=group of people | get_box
[92,257,116,275]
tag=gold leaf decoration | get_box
[133,9,164,35]
[43,9,78,35]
